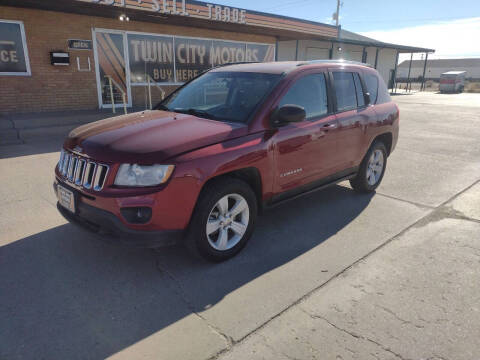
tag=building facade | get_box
[397,58,480,80]
[0,0,433,115]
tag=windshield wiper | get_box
[173,108,219,120]
[156,104,170,111]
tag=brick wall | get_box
[0,6,275,114]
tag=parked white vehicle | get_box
[439,71,466,93]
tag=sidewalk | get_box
[0,108,145,146]
[219,183,480,360]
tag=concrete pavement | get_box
[1,92,479,360]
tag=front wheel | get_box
[185,178,257,262]
[350,141,387,193]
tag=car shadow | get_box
[0,184,373,359]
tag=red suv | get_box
[55,60,399,261]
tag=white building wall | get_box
[277,40,297,61]
[276,41,398,85]
[365,47,377,67]
[375,48,398,87]
[333,43,363,62]
[296,40,331,60]
[397,65,480,79]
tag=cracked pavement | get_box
[1,92,480,359]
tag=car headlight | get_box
[114,164,175,187]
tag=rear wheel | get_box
[350,141,387,193]
[185,178,257,262]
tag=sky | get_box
[215,0,480,60]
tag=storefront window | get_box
[0,20,31,76]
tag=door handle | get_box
[322,123,337,129]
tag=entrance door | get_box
[93,29,132,109]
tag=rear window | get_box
[364,73,379,104]
[376,75,391,104]
[333,72,357,111]
[365,72,391,105]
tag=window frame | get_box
[328,70,370,114]
[274,71,333,123]
[0,19,31,76]
[362,71,380,105]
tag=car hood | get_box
[65,110,248,163]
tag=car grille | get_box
[58,149,109,191]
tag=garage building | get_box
[0,0,434,114]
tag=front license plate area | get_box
[57,184,76,213]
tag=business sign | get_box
[68,39,93,50]
[0,20,31,76]
[126,32,275,84]
[78,0,338,38]
[88,0,247,24]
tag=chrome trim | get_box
[59,150,109,191]
[68,157,77,181]
[83,162,97,189]
[93,164,109,191]
[75,159,86,186]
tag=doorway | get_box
[92,29,132,109]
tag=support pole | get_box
[406,52,413,92]
[393,50,399,94]
[335,0,340,28]
[374,48,380,69]
[295,40,299,61]
[421,52,429,91]
[108,77,115,114]
[148,76,152,110]
[362,46,367,64]
[329,42,334,59]
[275,40,279,61]
[122,93,127,115]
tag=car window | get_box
[160,72,281,123]
[278,73,328,120]
[364,73,379,104]
[353,73,365,107]
[333,72,357,112]
[376,75,392,104]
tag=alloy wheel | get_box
[206,193,250,251]
[366,149,384,186]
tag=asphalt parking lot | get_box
[1,92,479,360]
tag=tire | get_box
[350,141,387,193]
[185,177,258,262]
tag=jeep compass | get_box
[54,60,399,261]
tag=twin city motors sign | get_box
[128,34,274,83]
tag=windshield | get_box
[157,71,281,123]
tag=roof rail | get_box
[212,61,260,69]
[297,59,373,68]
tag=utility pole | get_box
[335,0,341,27]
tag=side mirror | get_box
[271,104,306,127]
[364,92,372,106]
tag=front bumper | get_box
[54,181,184,248]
